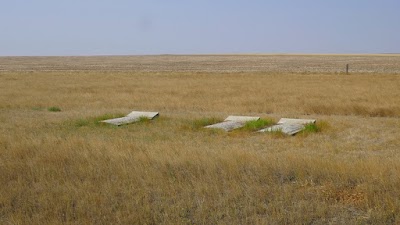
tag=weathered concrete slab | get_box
[258,123,305,136]
[101,116,143,126]
[127,111,159,119]
[277,118,316,125]
[205,120,244,132]
[205,115,260,131]
[224,116,260,122]
[101,111,159,126]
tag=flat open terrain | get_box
[1,55,400,224]
[2,54,400,73]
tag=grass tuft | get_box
[303,123,319,133]
[138,116,151,123]
[299,121,330,136]
[241,118,274,132]
[47,106,61,112]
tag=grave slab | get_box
[224,116,260,122]
[101,111,159,126]
[277,118,316,125]
[205,121,244,132]
[127,111,159,119]
[101,116,143,126]
[258,123,305,136]
[205,115,259,131]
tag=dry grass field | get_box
[1,55,400,224]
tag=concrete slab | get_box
[277,118,316,125]
[101,116,143,126]
[127,111,159,119]
[258,123,305,136]
[205,120,244,132]
[205,115,260,131]
[101,111,159,126]
[224,116,260,122]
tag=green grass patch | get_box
[297,123,319,137]
[298,121,330,136]
[241,118,274,132]
[303,123,319,133]
[48,106,61,112]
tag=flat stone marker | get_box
[126,111,159,119]
[101,111,159,126]
[205,116,260,131]
[258,123,305,136]
[277,118,316,125]
[258,117,316,135]
[225,116,260,122]
[205,120,245,132]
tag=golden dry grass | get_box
[1,55,400,224]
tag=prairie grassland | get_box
[1,56,400,224]
[1,54,400,73]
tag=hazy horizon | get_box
[1,0,400,56]
[2,53,400,58]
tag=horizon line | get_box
[1,52,400,57]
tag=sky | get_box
[1,0,399,56]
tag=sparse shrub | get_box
[48,106,61,112]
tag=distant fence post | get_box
[346,64,349,74]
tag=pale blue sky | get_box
[1,0,399,56]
